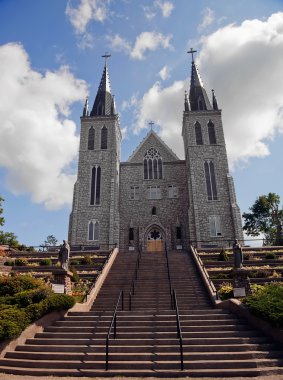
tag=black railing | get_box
[128,246,142,310]
[172,289,184,370]
[165,243,174,309]
[105,290,124,370]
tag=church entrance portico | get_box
[146,226,164,252]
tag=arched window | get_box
[204,160,218,200]
[195,122,203,145]
[90,166,101,205]
[198,97,204,110]
[88,127,95,150]
[152,206,156,215]
[144,148,163,179]
[208,120,216,144]
[129,228,134,241]
[97,102,104,116]
[176,226,182,239]
[101,126,108,149]
[88,220,99,240]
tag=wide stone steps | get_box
[0,249,283,377]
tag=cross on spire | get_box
[148,121,154,131]
[187,48,197,62]
[102,52,111,65]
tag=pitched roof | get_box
[127,130,180,163]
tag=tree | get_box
[243,193,283,246]
[0,231,19,247]
[43,235,58,247]
[0,196,4,227]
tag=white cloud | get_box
[121,93,139,111]
[77,31,95,49]
[143,6,156,20]
[133,80,185,157]
[154,0,174,18]
[0,43,88,210]
[198,12,283,166]
[131,32,172,60]
[106,34,131,53]
[134,12,283,168]
[198,7,215,32]
[66,0,109,34]
[158,65,171,80]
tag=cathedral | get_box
[68,52,243,251]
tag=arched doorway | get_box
[146,227,164,252]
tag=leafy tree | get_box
[0,231,19,248]
[43,235,58,247]
[0,196,4,227]
[243,193,283,246]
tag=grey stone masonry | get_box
[69,58,244,251]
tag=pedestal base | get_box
[232,268,251,297]
[52,269,73,295]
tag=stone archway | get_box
[145,225,165,252]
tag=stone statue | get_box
[233,239,243,269]
[58,240,70,271]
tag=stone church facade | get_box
[68,55,243,251]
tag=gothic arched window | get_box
[101,126,108,149]
[144,148,163,179]
[208,120,217,144]
[195,122,203,145]
[204,160,218,200]
[88,127,95,150]
[90,166,101,205]
[152,206,156,215]
[88,220,99,240]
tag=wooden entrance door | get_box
[147,229,164,252]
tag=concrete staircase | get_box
[0,250,283,377]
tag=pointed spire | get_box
[187,48,212,111]
[90,53,116,117]
[82,96,89,117]
[184,90,190,111]
[212,89,219,110]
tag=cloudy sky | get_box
[0,0,283,246]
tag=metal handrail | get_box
[105,290,124,370]
[128,246,142,310]
[165,243,174,309]
[173,289,184,370]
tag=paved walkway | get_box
[1,375,283,380]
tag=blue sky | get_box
[0,0,283,247]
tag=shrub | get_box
[209,272,231,280]
[218,250,229,262]
[27,246,35,252]
[0,307,30,331]
[4,260,14,266]
[243,284,283,327]
[248,269,270,278]
[265,252,276,260]
[0,320,23,341]
[39,258,52,266]
[70,259,80,266]
[13,287,52,308]
[218,282,233,300]
[17,244,27,252]
[70,266,79,283]
[80,255,93,265]
[0,275,44,296]
[43,294,75,312]
[244,253,251,261]
[25,302,47,322]
[14,258,28,266]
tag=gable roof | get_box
[127,130,180,163]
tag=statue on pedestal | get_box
[58,240,70,271]
[233,239,243,269]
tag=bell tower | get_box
[69,54,121,247]
[182,49,243,247]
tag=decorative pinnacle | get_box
[187,48,197,62]
[102,52,111,65]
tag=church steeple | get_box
[212,89,219,110]
[187,48,212,111]
[90,53,116,117]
